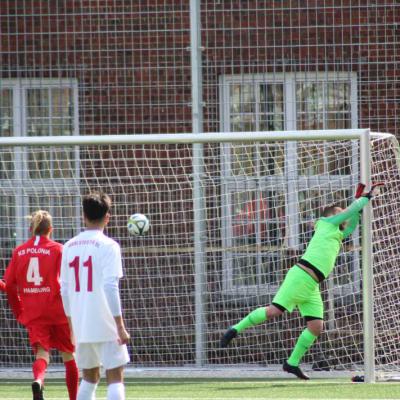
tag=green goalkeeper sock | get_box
[232,307,267,333]
[287,328,318,367]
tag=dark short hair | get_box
[82,192,111,222]
[322,204,340,218]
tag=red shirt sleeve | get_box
[4,252,23,322]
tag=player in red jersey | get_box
[3,210,79,400]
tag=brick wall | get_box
[1,1,398,137]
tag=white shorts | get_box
[76,341,130,370]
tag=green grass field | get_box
[1,378,400,399]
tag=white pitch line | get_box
[4,398,397,400]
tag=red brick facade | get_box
[1,1,398,136]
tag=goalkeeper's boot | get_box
[220,327,238,348]
[32,380,44,400]
[283,361,310,380]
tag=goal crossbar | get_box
[0,129,369,146]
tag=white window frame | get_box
[219,72,359,296]
[0,79,81,244]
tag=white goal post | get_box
[0,129,399,382]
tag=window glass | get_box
[52,88,74,135]
[334,253,357,287]
[259,84,284,131]
[231,190,257,246]
[260,254,284,286]
[230,83,255,113]
[261,190,286,246]
[326,82,351,129]
[298,141,352,175]
[27,89,50,135]
[230,144,255,176]
[296,82,324,130]
[232,254,258,287]
[222,74,356,291]
[230,114,255,132]
[232,254,286,287]
[326,143,352,175]
[231,190,285,247]
[0,89,13,136]
[229,84,256,131]
[298,143,325,175]
[0,89,14,179]
[259,143,285,176]
[0,195,16,258]
[0,81,79,260]
[27,87,75,179]
[296,81,351,130]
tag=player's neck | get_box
[84,222,105,231]
[85,226,104,231]
[31,233,51,239]
[84,216,107,231]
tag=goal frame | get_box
[0,128,386,382]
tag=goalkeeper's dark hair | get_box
[82,191,111,222]
[322,204,341,218]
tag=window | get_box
[0,80,80,245]
[26,87,76,179]
[220,73,358,294]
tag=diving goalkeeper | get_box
[220,183,382,380]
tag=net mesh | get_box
[0,0,399,378]
[0,133,399,378]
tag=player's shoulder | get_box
[61,233,82,253]
[13,237,36,253]
[45,238,63,250]
[98,234,120,250]
[93,234,120,260]
[317,217,332,224]
[13,241,29,255]
[315,218,337,230]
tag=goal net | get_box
[0,130,399,380]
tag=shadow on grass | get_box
[214,381,348,393]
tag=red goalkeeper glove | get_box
[355,183,366,199]
[355,182,384,199]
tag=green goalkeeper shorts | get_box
[272,264,323,319]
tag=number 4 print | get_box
[26,257,43,286]
[69,256,93,292]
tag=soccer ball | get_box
[127,213,150,236]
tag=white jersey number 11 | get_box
[69,256,93,292]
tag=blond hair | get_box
[29,210,52,235]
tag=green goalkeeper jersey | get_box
[301,197,369,279]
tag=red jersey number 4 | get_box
[26,257,44,286]
[69,256,93,292]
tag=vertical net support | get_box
[360,129,375,383]
[190,0,207,367]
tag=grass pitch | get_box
[1,378,400,399]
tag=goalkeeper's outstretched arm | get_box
[341,213,361,239]
[324,197,369,227]
[323,183,383,238]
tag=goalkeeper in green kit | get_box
[220,183,383,380]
